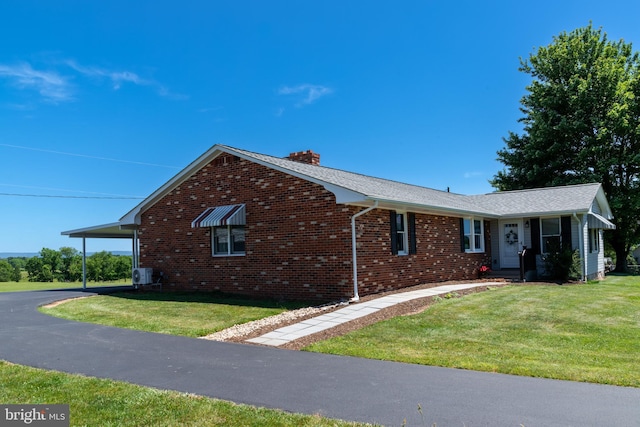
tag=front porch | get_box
[487,268,523,282]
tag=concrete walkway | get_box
[248,282,505,346]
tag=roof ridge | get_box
[220,144,464,196]
[475,182,601,196]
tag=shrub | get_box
[542,240,582,281]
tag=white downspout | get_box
[573,212,586,281]
[351,200,379,302]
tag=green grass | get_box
[0,360,369,427]
[305,275,640,387]
[41,292,305,337]
[0,279,131,292]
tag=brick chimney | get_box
[287,150,320,165]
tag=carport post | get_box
[82,237,87,290]
[132,228,139,269]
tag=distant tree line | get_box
[0,247,132,283]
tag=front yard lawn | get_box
[305,275,640,387]
[41,292,305,338]
[0,360,369,427]
[1,279,131,292]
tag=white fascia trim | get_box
[363,198,499,219]
[119,145,231,225]
[119,144,371,224]
[322,183,368,204]
[594,186,614,219]
[61,222,125,236]
[497,210,590,220]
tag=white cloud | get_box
[277,84,333,107]
[197,106,222,113]
[66,59,187,99]
[0,59,188,105]
[65,60,150,90]
[0,62,72,103]
[463,171,484,179]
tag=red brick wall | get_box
[354,210,491,296]
[139,155,355,301]
[139,155,491,301]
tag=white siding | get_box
[585,229,605,279]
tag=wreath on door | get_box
[505,229,518,245]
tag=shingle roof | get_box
[117,144,612,225]
[222,145,608,218]
[221,145,488,214]
[467,183,605,217]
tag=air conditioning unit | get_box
[132,268,153,286]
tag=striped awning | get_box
[588,213,616,230]
[191,204,246,228]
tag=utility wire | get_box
[0,143,181,169]
[0,193,144,200]
[0,183,144,198]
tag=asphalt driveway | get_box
[1,288,639,426]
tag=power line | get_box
[0,143,181,169]
[0,183,144,198]
[0,193,144,200]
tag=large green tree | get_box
[492,24,640,271]
[59,247,81,282]
[0,259,20,282]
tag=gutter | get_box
[351,200,379,302]
[573,212,586,281]
[361,197,499,220]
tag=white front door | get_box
[500,220,523,268]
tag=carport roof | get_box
[61,222,136,239]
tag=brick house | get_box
[63,144,615,301]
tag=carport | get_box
[61,222,139,290]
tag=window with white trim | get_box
[541,217,561,253]
[212,226,245,256]
[589,228,600,253]
[463,218,484,252]
[394,213,408,255]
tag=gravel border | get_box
[200,301,346,341]
[200,279,517,347]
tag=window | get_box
[390,210,416,256]
[212,226,245,256]
[463,218,484,252]
[394,213,408,255]
[541,218,561,253]
[589,229,600,253]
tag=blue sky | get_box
[1,0,639,253]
